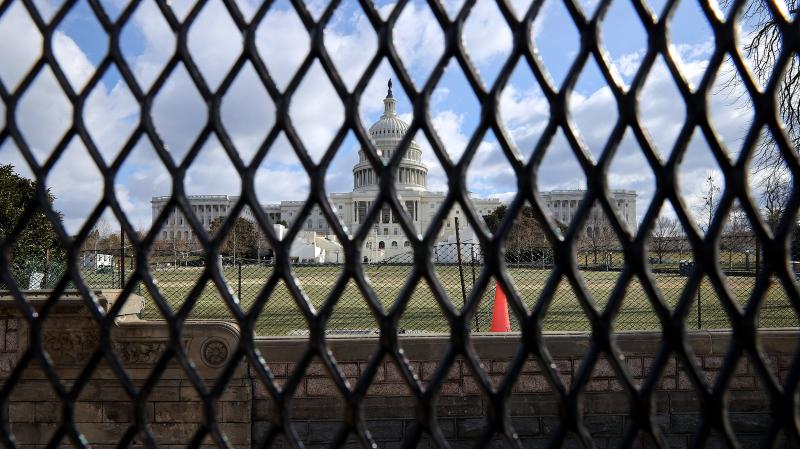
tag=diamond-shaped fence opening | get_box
[1,0,799,448]
[0,2,43,91]
[430,59,483,162]
[569,58,620,162]
[84,66,141,163]
[497,59,548,162]
[392,1,445,89]
[637,54,687,159]
[118,0,175,92]
[323,2,378,92]
[254,0,309,91]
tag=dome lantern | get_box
[354,80,429,192]
[382,79,397,117]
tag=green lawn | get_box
[103,264,799,335]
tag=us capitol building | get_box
[152,82,636,259]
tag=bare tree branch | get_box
[721,0,799,183]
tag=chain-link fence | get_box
[5,241,796,335]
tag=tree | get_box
[580,211,616,266]
[482,204,508,234]
[209,217,260,259]
[760,166,791,230]
[506,208,549,264]
[722,1,799,166]
[649,216,682,264]
[697,174,721,233]
[0,164,65,280]
[482,204,551,264]
[719,2,797,227]
[83,218,112,254]
[721,203,753,269]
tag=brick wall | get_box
[0,317,18,375]
[1,292,797,448]
[253,334,798,449]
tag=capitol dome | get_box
[353,80,428,192]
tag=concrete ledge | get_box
[254,329,800,362]
[0,291,243,379]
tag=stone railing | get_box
[0,291,795,448]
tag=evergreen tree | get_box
[209,216,260,259]
[0,164,65,283]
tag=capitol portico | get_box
[151,81,636,260]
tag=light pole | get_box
[745,249,750,271]
[232,220,238,267]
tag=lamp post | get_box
[745,249,750,271]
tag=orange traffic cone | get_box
[490,282,511,332]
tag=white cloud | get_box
[254,4,310,91]
[187,0,242,91]
[124,0,176,91]
[0,3,756,237]
[420,40,751,226]
[431,110,468,160]
[392,2,445,85]
[0,3,43,93]
[324,7,378,90]
[614,50,645,79]
[462,0,512,64]
[84,76,139,161]
[52,32,96,91]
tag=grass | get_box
[90,264,800,336]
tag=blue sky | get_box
[0,0,768,235]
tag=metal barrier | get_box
[4,244,798,335]
[1,0,799,447]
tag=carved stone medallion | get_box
[201,338,229,367]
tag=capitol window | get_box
[378,241,385,249]
[404,241,410,247]
[391,241,398,248]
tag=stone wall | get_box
[1,291,249,449]
[252,333,797,449]
[1,291,797,448]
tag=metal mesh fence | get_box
[4,243,797,335]
[1,0,799,447]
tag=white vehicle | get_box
[95,254,113,269]
[82,253,114,271]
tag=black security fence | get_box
[2,0,800,447]
[4,243,797,335]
